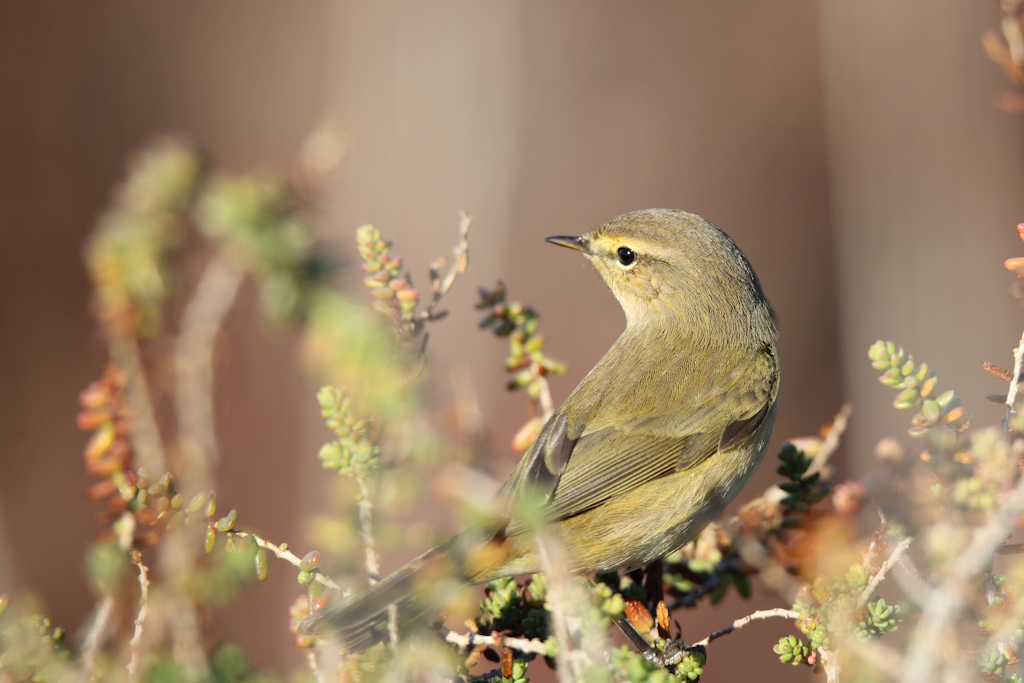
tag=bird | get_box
[299,208,780,652]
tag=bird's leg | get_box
[610,609,705,672]
[590,572,705,673]
[612,610,659,657]
[643,560,665,613]
[582,576,658,658]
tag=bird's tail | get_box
[297,542,467,653]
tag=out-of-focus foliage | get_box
[195,170,329,324]
[86,139,200,339]
[476,281,568,453]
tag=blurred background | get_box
[1,1,1023,679]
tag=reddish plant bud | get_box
[624,598,654,634]
[79,383,111,410]
[84,424,116,461]
[77,410,110,431]
[511,417,544,453]
[656,600,671,638]
[501,649,514,679]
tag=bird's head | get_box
[547,209,775,343]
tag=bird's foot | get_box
[644,640,705,679]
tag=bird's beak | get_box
[545,235,590,254]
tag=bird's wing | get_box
[500,342,777,532]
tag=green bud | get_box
[187,491,208,514]
[308,581,325,606]
[893,388,921,409]
[255,548,268,582]
[300,550,321,573]
[214,509,237,532]
[880,368,903,386]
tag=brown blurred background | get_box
[1,1,1023,679]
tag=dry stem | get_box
[80,593,114,680]
[174,256,244,493]
[444,630,550,656]
[110,337,165,472]
[692,607,798,648]
[355,477,382,583]
[228,530,340,591]
[422,211,471,322]
[127,551,150,681]
[1005,328,1024,427]
[857,535,913,610]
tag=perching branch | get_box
[444,630,550,656]
[693,608,799,648]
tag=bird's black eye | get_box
[616,247,636,266]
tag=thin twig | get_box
[127,551,150,681]
[665,570,723,611]
[174,256,244,493]
[228,530,340,591]
[820,647,841,683]
[80,593,115,680]
[857,536,913,610]
[444,630,550,656]
[1005,329,1024,428]
[421,211,471,322]
[533,361,555,421]
[813,403,852,473]
[353,475,398,648]
[110,337,165,471]
[355,477,382,583]
[692,607,798,648]
[158,533,209,678]
[535,535,587,683]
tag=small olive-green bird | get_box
[299,208,780,650]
